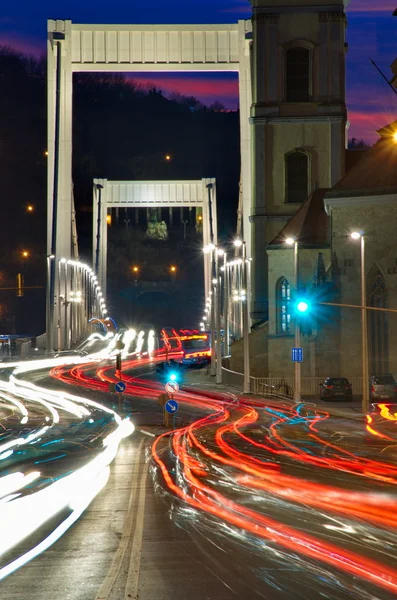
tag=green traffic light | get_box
[296,300,310,313]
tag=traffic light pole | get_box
[294,322,301,402]
[293,241,301,402]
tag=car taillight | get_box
[371,385,375,392]
[326,385,333,389]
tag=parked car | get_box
[370,374,397,402]
[320,377,353,401]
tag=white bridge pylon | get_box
[47,19,252,349]
[93,178,217,300]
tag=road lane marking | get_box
[95,439,144,600]
[124,460,149,600]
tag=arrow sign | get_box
[115,381,126,393]
[165,399,179,414]
[291,347,303,363]
[165,381,179,395]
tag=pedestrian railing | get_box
[253,376,363,397]
[221,369,364,398]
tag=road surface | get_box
[2,335,397,599]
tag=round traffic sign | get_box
[165,399,179,414]
[115,381,126,393]
[165,381,179,395]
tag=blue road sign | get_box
[165,399,179,414]
[115,381,126,393]
[291,347,303,363]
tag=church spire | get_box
[312,252,327,288]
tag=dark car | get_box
[370,374,397,402]
[320,377,352,401]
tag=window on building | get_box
[277,278,291,334]
[285,151,309,204]
[286,47,310,102]
[369,270,388,374]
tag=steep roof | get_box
[327,121,397,198]
[269,188,330,248]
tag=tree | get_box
[348,137,371,149]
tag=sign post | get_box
[165,398,179,430]
[291,346,303,402]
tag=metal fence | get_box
[222,369,363,398]
[254,376,364,397]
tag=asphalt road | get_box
[2,351,397,599]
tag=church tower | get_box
[249,0,348,321]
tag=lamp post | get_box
[204,243,216,376]
[215,248,224,384]
[222,252,229,356]
[234,239,250,393]
[351,232,369,413]
[286,237,301,402]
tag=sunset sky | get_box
[0,0,396,142]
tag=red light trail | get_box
[50,354,397,597]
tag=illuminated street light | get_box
[21,250,29,259]
[170,265,177,273]
[26,205,34,213]
[285,237,295,246]
[351,231,361,240]
[216,248,225,256]
[212,278,217,285]
[393,132,397,143]
[233,239,243,248]
[165,154,171,161]
[132,266,139,273]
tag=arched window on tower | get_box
[368,270,389,374]
[277,278,291,334]
[285,151,309,204]
[286,47,310,102]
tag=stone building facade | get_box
[231,1,397,381]
[248,0,348,321]
[233,124,397,381]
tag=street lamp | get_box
[214,248,225,384]
[285,237,301,401]
[234,239,250,393]
[21,250,30,259]
[351,231,369,413]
